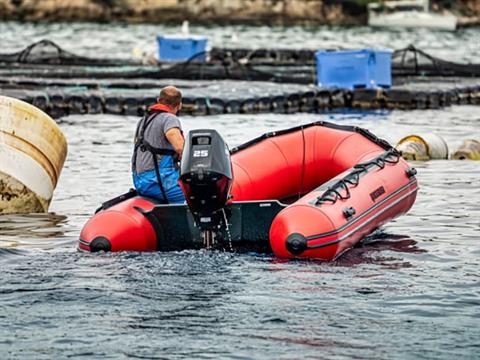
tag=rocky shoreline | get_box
[0,0,478,26]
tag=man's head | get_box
[157,86,182,113]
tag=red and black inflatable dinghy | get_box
[79,121,418,260]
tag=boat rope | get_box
[315,149,400,206]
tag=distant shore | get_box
[0,0,479,26]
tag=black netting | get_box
[0,39,133,66]
[392,45,480,77]
[210,47,316,65]
[0,41,478,81]
[211,46,480,78]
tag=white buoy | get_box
[396,133,449,161]
[0,96,68,214]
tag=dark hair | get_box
[158,86,182,108]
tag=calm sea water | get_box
[0,23,479,359]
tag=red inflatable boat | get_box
[79,122,418,260]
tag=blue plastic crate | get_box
[315,49,392,89]
[157,35,208,62]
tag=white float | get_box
[396,133,449,161]
[0,96,67,213]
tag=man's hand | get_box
[165,127,185,159]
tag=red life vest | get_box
[148,103,176,114]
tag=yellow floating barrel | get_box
[451,139,480,160]
[396,133,448,161]
[0,96,67,213]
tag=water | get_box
[1,23,480,359]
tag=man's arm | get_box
[165,127,185,158]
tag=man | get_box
[132,86,185,203]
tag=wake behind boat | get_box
[79,122,418,261]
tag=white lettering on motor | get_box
[193,150,209,158]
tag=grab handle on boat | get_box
[343,206,356,219]
[406,168,417,178]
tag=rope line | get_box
[315,149,400,206]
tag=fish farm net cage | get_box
[0,39,136,66]
[391,45,480,77]
[0,40,479,81]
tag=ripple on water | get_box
[0,97,479,359]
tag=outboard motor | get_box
[179,129,233,238]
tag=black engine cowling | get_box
[179,129,233,230]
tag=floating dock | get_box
[0,78,478,118]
